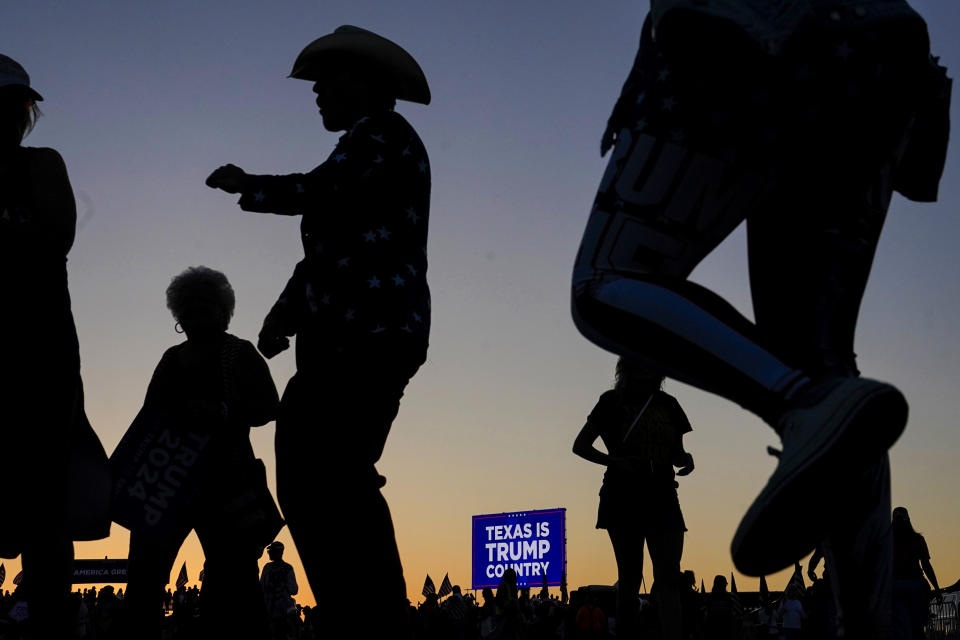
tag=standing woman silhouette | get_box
[119,267,280,640]
[574,358,694,640]
[0,54,110,639]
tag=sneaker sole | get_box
[731,378,907,576]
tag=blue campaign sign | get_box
[472,508,566,590]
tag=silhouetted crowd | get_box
[2,568,953,640]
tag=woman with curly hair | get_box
[0,54,110,640]
[118,266,280,640]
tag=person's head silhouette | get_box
[166,266,235,342]
[267,541,285,562]
[0,54,43,148]
[288,26,430,132]
[711,575,727,594]
[892,505,920,538]
[615,357,665,395]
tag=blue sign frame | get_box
[472,508,566,590]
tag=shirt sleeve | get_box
[286,565,298,596]
[664,393,693,435]
[228,340,280,427]
[4,147,78,254]
[237,116,397,216]
[587,391,620,430]
[143,347,180,409]
[261,260,310,338]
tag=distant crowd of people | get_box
[0,553,952,640]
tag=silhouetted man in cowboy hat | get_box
[206,25,431,636]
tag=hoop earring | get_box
[175,322,184,334]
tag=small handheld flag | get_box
[0,563,5,588]
[175,562,188,589]
[13,570,23,586]
[422,574,435,597]
[438,573,452,598]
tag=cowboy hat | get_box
[290,26,430,105]
[0,54,43,101]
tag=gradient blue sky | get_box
[2,1,958,604]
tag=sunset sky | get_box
[2,1,958,606]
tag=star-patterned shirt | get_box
[648,0,925,55]
[238,110,430,370]
[603,6,945,188]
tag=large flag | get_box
[175,562,188,589]
[422,574,436,597]
[0,563,4,588]
[438,573,453,598]
[12,570,23,586]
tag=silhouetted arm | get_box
[237,117,394,216]
[26,147,77,253]
[572,417,610,467]
[259,261,309,352]
[285,564,298,597]
[667,395,695,475]
[921,557,942,601]
[143,348,178,408]
[573,392,638,472]
[229,340,280,427]
[236,170,314,216]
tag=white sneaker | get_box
[731,377,907,576]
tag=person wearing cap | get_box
[206,26,431,634]
[0,54,111,640]
[261,541,298,640]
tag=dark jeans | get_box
[122,516,268,640]
[276,357,418,637]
